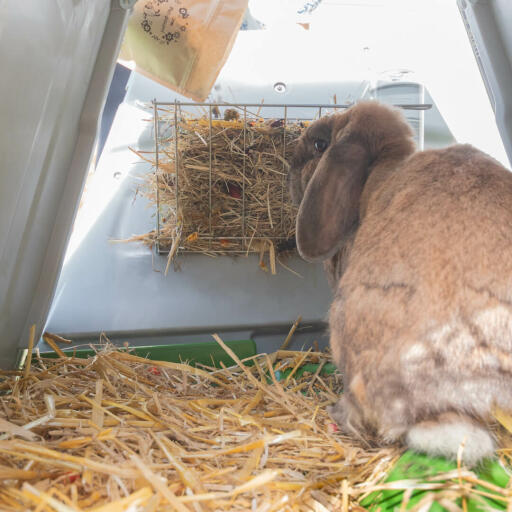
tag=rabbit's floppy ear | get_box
[296,136,370,262]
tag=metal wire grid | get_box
[152,100,432,255]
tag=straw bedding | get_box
[1,329,512,511]
[129,109,303,274]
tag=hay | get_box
[1,331,512,511]
[128,108,304,274]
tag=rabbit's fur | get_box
[289,101,512,465]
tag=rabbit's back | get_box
[348,144,512,309]
[331,144,512,431]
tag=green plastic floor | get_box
[35,339,256,368]
[362,451,509,511]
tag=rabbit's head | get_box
[289,101,415,262]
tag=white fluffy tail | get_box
[406,414,495,466]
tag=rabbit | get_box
[288,100,512,466]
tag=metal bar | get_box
[318,106,322,118]
[153,101,433,110]
[158,235,291,241]
[208,104,213,248]
[179,250,272,255]
[153,100,161,253]
[174,100,179,224]
[241,106,247,247]
[155,102,350,108]
[280,105,287,230]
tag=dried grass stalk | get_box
[0,333,511,511]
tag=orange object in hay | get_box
[186,232,199,242]
[65,472,79,483]
[220,239,231,247]
[148,367,161,376]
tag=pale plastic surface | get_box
[0,1,131,368]
[45,71,333,339]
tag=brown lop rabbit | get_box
[289,101,512,465]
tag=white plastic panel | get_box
[44,72,333,341]
[0,1,131,368]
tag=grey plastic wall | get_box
[42,71,335,353]
[0,1,132,368]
